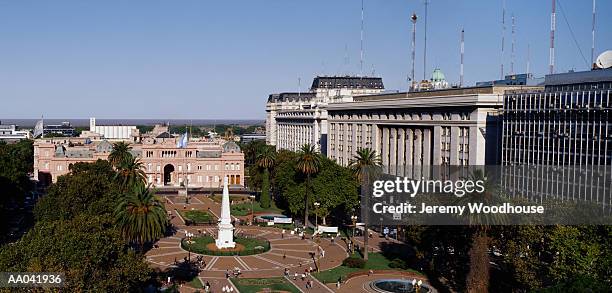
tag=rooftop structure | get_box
[266,76,385,154]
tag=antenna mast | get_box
[360,0,364,77]
[411,12,418,90]
[460,28,464,87]
[527,43,531,75]
[549,0,556,74]
[423,0,429,80]
[511,14,515,75]
[500,0,505,79]
[591,0,596,67]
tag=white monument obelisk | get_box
[216,176,235,249]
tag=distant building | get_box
[34,137,244,188]
[476,73,544,87]
[88,117,138,140]
[412,68,450,91]
[266,76,385,154]
[43,121,76,137]
[240,133,266,143]
[0,123,31,142]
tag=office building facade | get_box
[266,76,384,154]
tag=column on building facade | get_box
[450,126,460,165]
[381,127,389,171]
[405,128,413,179]
[397,128,405,176]
[432,125,442,165]
[314,120,320,150]
[414,129,422,179]
[422,128,431,165]
[389,127,397,175]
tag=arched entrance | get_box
[163,164,175,185]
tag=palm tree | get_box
[295,144,321,228]
[348,148,382,261]
[256,145,276,208]
[108,142,132,168]
[115,156,147,191]
[115,184,168,252]
[455,169,505,293]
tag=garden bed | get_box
[181,235,271,256]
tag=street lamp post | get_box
[249,195,256,225]
[185,231,194,262]
[351,215,358,254]
[313,202,320,230]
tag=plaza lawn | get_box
[313,253,424,284]
[181,210,216,224]
[232,277,300,293]
[231,201,283,217]
[182,235,270,256]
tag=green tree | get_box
[348,148,381,261]
[295,144,321,228]
[256,145,276,208]
[114,156,147,191]
[0,140,33,238]
[35,160,121,222]
[115,184,168,251]
[0,214,152,292]
[108,141,132,168]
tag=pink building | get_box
[34,137,244,188]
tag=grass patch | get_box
[181,210,216,225]
[313,253,424,284]
[182,235,270,256]
[188,276,203,288]
[232,277,300,293]
[211,194,249,203]
[231,201,284,216]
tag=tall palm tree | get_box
[456,169,505,293]
[115,184,168,252]
[108,142,132,168]
[256,145,276,208]
[115,156,147,191]
[295,144,321,228]
[348,148,382,261]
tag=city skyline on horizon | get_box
[1,0,611,119]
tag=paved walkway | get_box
[147,193,349,292]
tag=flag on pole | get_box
[176,130,189,148]
[33,119,44,138]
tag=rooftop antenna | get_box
[511,14,515,75]
[591,0,596,67]
[460,28,464,87]
[371,64,376,76]
[360,0,364,77]
[500,0,506,79]
[423,0,429,80]
[344,44,349,76]
[298,77,301,97]
[549,0,556,74]
[527,43,531,75]
[411,12,418,90]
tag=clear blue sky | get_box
[0,0,610,119]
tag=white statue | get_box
[216,176,235,248]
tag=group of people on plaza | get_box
[284,267,317,289]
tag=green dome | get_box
[431,68,446,81]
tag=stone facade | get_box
[326,85,542,174]
[266,76,384,154]
[34,137,244,188]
